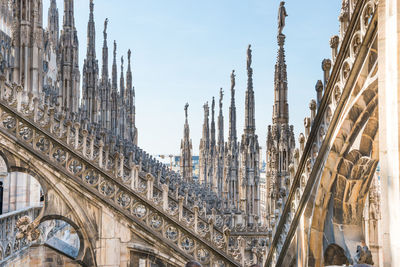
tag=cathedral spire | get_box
[111,40,119,135]
[120,56,125,99]
[81,0,99,123]
[180,103,193,182]
[244,44,256,134]
[102,19,109,81]
[48,0,59,46]
[216,88,225,198]
[240,44,260,225]
[86,0,96,60]
[209,96,216,190]
[119,56,125,137]
[218,88,224,147]
[199,102,210,185]
[265,1,295,230]
[126,49,137,144]
[210,97,216,151]
[100,18,110,129]
[112,41,118,92]
[229,70,237,144]
[63,0,75,28]
[273,1,289,124]
[59,0,80,113]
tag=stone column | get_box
[378,0,400,266]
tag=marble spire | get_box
[81,0,99,123]
[209,97,216,190]
[266,2,295,230]
[216,88,225,198]
[126,49,137,145]
[199,102,210,185]
[111,41,119,135]
[100,18,110,129]
[240,44,260,225]
[59,0,80,113]
[48,0,59,47]
[180,103,193,182]
[225,70,239,210]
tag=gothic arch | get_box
[0,139,97,266]
[307,66,378,266]
[39,215,84,260]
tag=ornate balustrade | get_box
[265,0,378,265]
[0,207,41,264]
[0,78,243,266]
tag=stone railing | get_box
[0,206,41,264]
[265,0,378,266]
[0,80,242,266]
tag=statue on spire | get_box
[184,103,189,119]
[128,49,131,65]
[231,70,236,91]
[103,18,108,40]
[247,44,252,70]
[278,1,288,35]
[219,88,223,109]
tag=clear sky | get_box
[43,0,342,156]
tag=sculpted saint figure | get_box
[219,88,223,108]
[230,70,236,92]
[278,1,288,35]
[103,18,108,39]
[184,103,189,119]
[247,44,252,70]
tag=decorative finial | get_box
[128,49,131,65]
[247,44,252,70]
[90,0,94,13]
[278,1,288,35]
[219,88,224,109]
[184,103,189,119]
[121,56,124,70]
[113,41,117,57]
[212,97,215,115]
[103,18,108,40]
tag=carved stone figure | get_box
[231,70,236,91]
[354,240,374,265]
[247,44,252,70]
[278,1,288,35]
[15,216,40,242]
[184,103,189,119]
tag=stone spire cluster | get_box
[179,3,295,229]
[266,1,295,229]
[4,0,138,144]
[180,103,193,182]
[78,2,137,144]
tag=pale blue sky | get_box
[43,0,341,156]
